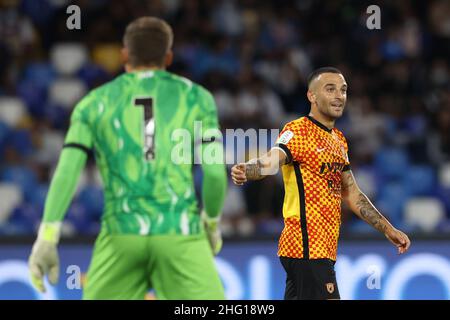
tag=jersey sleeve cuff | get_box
[63,143,92,155]
[274,143,293,164]
[201,136,223,144]
[343,164,351,172]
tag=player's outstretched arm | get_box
[341,170,411,254]
[231,148,287,185]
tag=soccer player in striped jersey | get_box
[29,17,227,299]
[231,67,411,300]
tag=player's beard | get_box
[327,103,345,119]
[317,101,345,120]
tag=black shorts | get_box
[280,256,340,300]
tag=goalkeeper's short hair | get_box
[123,16,173,68]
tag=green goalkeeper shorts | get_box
[82,230,225,300]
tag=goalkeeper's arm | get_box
[200,140,227,255]
[28,120,90,293]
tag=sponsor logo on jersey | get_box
[276,130,294,145]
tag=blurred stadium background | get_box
[0,0,449,299]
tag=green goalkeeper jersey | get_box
[64,69,221,236]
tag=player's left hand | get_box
[385,227,411,254]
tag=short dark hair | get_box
[123,17,173,67]
[307,67,342,87]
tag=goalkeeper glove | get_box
[201,211,223,255]
[28,222,61,293]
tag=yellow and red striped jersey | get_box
[274,116,350,261]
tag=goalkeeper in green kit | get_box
[28,17,227,300]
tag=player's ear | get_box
[121,47,129,63]
[121,47,131,71]
[307,89,316,104]
[164,50,173,68]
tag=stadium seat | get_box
[404,197,445,232]
[438,162,450,189]
[10,129,34,157]
[17,79,48,116]
[49,78,87,109]
[404,115,427,137]
[50,43,89,75]
[0,97,27,127]
[374,148,409,180]
[0,121,10,144]
[376,197,405,227]
[34,129,64,164]
[377,181,410,203]
[28,184,49,209]
[21,0,56,26]
[403,165,435,196]
[376,182,410,225]
[44,103,70,129]
[66,202,91,233]
[7,203,40,234]
[223,182,247,217]
[77,63,111,88]
[1,166,38,201]
[193,165,203,197]
[60,221,77,237]
[23,62,55,89]
[352,165,377,198]
[78,185,104,219]
[256,218,283,235]
[0,183,23,224]
[435,187,450,217]
[0,121,9,156]
[0,221,33,236]
[87,221,101,235]
[92,44,123,74]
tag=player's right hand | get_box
[28,223,61,293]
[202,212,223,255]
[231,163,247,185]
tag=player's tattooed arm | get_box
[341,170,392,234]
[231,148,286,185]
[245,159,264,180]
[341,170,412,254]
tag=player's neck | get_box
[126,65,166,73]
[308,112,335,130]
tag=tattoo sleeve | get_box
[245,159,263,180]
[342,171,391,234]
[355,193,389,234]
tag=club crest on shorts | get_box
[326,283,335,294]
